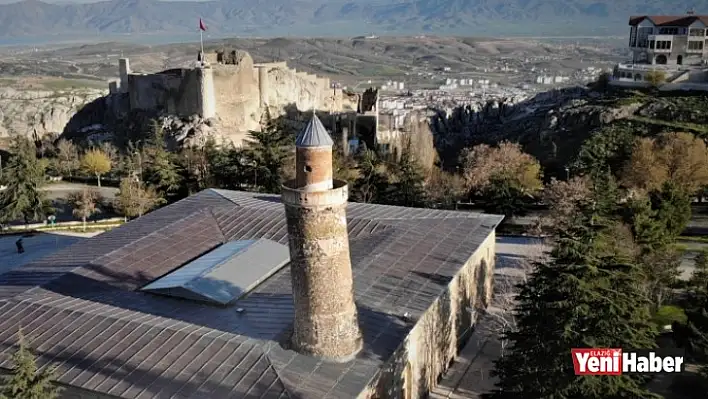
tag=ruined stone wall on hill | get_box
[212,60,261,134]
[112,50,360,146]
[127,69,202,117]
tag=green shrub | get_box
[653,305,688,327]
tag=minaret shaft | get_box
[282,115,362,362]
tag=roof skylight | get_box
[141,238,290,305]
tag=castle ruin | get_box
[108,50,361,144]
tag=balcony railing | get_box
[687,39,705,53]
[617,63,680,72]
[649,34,675,41]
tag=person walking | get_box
[15,238,24,254]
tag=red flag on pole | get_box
[199,18,207,31]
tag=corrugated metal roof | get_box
[0,188,504,399]
[295,115,334,148]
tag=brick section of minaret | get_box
[296,146,333,190]
[282,181,363,361]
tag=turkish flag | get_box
[199,18,207,31]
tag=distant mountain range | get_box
[0,0,703,42]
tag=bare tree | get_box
[481,240,548,357]
[395,114,437,174]
[114,179,165,220]
[531,176,592,235]
[66,188,102,231]
[54,139,79,178]
[100,142,119,167]
[645,70,666,87]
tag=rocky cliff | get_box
[0,87,106,140]
[430,86,708,179]
[430,87,643,161]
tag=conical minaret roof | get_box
[295,114,334,148]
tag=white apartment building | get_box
[628,15,708,66]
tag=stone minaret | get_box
[281,115,363,362]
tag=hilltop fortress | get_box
[106,49,367,145]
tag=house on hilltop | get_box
[0,115,502,398]
[614,14,708,88]
[628,14,708,66]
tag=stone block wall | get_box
[264,67,324,112]
[211,61,260,133]
[127,69,202,117]
[366,230,496,399]
[116,52,360,146]
[282,180,363,362]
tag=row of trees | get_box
[0,135,165,225]
[6,107,708,230]
[1,113,442,226]
[484,137,708,396]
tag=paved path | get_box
[0,231,100,275]
[431,236,547,398]
[42,182,118,201]
[37,182,120,223]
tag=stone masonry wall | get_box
[366,230,496,398]
[127,69,202,117]
[295,146,333,190]
[211,60,260,134]
[121,51,358,146]
[282,182,363,361]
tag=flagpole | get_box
[200,29,204,66]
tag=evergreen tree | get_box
[650,181,691,240]
[682,291,708,380]
[0,136,52,225]
[0,330,60,399]
[352,150,389,203]
[144,120,183,197]
[243,110,293,193]
[384,148,426,207]
[480,176,529,218]
[622,181,688,310]
[487,197,659,399]
[688,250,708,297]
[622,196,668,250]
[208,144,249,190]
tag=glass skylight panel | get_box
[141,239,290,305]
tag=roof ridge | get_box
[91,208,222,268]
[205,188,236,205]
[262,342,296,398]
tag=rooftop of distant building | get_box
[629,15,708,26]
